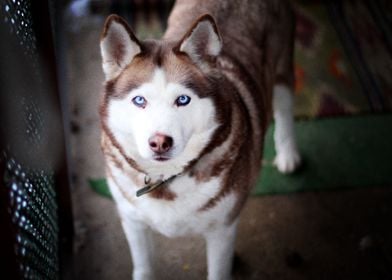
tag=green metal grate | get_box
[3,153,59,279]
[0,0,71,279]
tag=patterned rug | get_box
[293,0,392,118]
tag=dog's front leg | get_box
[204,220,238,280]
[120,215,155,280]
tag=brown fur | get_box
[148,184,177,200]
[162,0,295,219]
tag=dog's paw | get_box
[133,270,154,280]
[274,148,301,174]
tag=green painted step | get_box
[255,114,392,195]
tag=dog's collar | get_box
[136,173,182,197]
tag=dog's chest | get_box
[110,166,236,237]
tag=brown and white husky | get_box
[99,0,300,279]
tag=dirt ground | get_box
[65,16,392,280]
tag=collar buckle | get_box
[136,173,181,198]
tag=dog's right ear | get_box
[175,14,222,68]
[100,15,142,80]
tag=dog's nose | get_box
[148,134,173,154]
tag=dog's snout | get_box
[149,134,173,154]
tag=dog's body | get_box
[99,0,300,279]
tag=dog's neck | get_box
[136,172,182,197]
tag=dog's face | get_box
[100,15,223,172]
[107,67,216,163]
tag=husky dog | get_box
[99,0,300,279]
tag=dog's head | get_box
[100,14,225,174]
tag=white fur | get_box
[272,85,301,173]
[119,217,155,280]
[108,161,237,279]
[107,68,218,179]
[100,21,141,80]
[205,220,238,280]
[111,170,236,237]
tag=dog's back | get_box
[166,0,295,102]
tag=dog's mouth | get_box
[153,155,171,162]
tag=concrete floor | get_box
[66,16,392,280]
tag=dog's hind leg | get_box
[272,84,301,173]
[204,220,238,280]
[271,3,301,174]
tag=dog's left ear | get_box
[176,14,222,67]
[100,15,142,80]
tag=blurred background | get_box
[0,0,392,279]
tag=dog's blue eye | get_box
[175,95,191,106]
[132,96,147,108]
